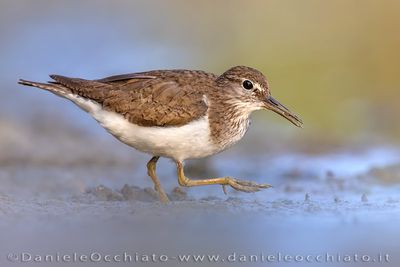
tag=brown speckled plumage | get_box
[49,70,215,127]
[25,67,256,129]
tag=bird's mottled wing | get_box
[50,72,209,127]
[103,76,208,127]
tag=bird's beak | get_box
[263,96,303,127]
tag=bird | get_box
[18,66,303,203]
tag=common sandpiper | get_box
[19,66,303,203]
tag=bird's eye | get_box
[242,80,253,90]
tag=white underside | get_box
[64,93,219,161]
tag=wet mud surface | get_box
[1,140,400,266]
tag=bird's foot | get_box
[222,178,272,194]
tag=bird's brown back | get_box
[51,70,217,127]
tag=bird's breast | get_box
[208,111,251,152]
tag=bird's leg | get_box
[175,161,272,193]
[147,156,170,203]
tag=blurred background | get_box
[1,1,400,266]
[1,0,400,150]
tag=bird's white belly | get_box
[64,93,218,161]
[64,92,223,161]
[91,108,217,161]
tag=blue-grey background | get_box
[0,1,400,267]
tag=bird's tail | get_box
[18,79,71,97]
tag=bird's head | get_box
[216,66,303,127]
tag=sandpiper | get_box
[19,66,303,203]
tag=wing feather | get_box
[50,71,210,127]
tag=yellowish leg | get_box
[176,161,271,193]
[147,156,170,203]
